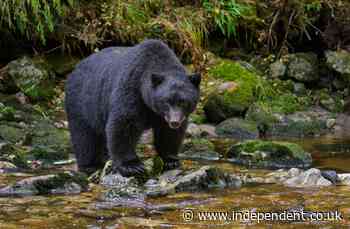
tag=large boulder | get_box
[203,60,258,123]
[7,56,55,101]
[325,50,350,80]
[179,138,220,161]
[227,140,312,169]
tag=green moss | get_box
[209,61,258,109]
[189,113,206,124]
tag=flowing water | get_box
[1,136,350,228]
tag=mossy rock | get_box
[215,118,259,140]
[325,50,350,80]
[204,60,259,123]
[7,56,55,101]
[29,120,70,161]
[286,53,319,82]
[227,140,312,169]
[46,53,80,76]
[0,122,27,143]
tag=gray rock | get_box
[101,166,242,200]
[0,171,88,196]
[284,168,333,187]
[286,53,319,82]
[321,170,338,184]
[216,118,259,140]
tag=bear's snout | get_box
[165,107,185,129]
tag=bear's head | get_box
[142,72,201,129]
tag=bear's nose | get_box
[169,121,181,129]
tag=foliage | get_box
[0,0,75,44]
[202,0,249,38]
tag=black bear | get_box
[65,39,201,177]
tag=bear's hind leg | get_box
[68,120,105,175]
[153,119,187,170]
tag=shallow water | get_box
[1,136,350,228]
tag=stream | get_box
[0,136,350,228]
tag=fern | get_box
[0,0,75,44]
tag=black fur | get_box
[65,40,200,177]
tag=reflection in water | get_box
[0,136,350,228]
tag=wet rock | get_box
[145,166,242,197]
[216,118,259,140]
[179,139,220,161]
[101,166,242,200]
[227,140,312,169]
[269,60,287,79]
[338,174,350,185]
[284,168,332,187]
[325,50,350,80]
[286,53,319,82]
[0,161,18,173]
[0,171,88,196]
[326,118,336,129]
[321,170,338,184]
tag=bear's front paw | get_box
[113,159,145,177]
[163,158,181,171]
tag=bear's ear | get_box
[189,73,201,88]
[151,73,164,88]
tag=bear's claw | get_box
[113,160,145,177]
[163,159,181,171]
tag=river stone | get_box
[179,139,220,161]
[101,166,242,199]
[286,53,319,82]
[0,171,88,196]
[7,56,55,101]
[284,168,332,187]
[216,118,259,140]
[325,50,350,80]
[227,140,312,169]
[321,170,338,184]
[145,166,242,197]
[338,174,350,185]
